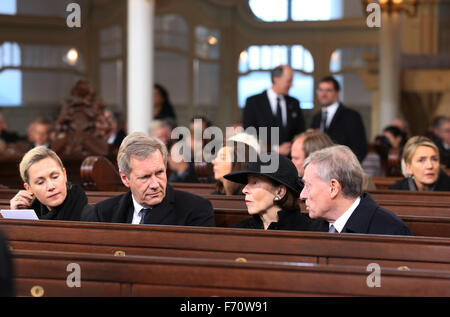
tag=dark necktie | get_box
[276,97,283,127]
[139,208,151,224]
[321,110,328,132]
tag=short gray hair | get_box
[117,132,168,177]
[303,145,364,198]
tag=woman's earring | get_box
[274,196,280,201]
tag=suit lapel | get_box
[341,193,375,234]
[111,191,134,224]
[144,184,175,225]
[326,103,344,133]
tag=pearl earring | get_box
[274,196,280,201]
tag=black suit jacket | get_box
[311,193,411,236]
[311,103,368,161]
[0,231,14,297]
[81,184,215,227]
[389,170,450,191]
[243,91,305,147]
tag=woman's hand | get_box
[10,190,34,209]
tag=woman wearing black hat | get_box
[224,154,311,231]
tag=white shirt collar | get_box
[267,88,287,126]
[322,101,339,128]
[131,194,151,224]
[329,197,361,233]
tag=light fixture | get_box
[65,48,79,66]
[239,50,248,63]
[363,0,418,16]
[207,36,218,46]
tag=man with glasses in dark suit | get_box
[311,76,368,162]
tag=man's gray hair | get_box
[117,132,168,177]
[303,145,364,198]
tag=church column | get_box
[378,11,401,132]
[127,0,154,133]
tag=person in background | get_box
[301,145,411,235]
[430,116,450,168]
[311,76,368,162]
[0,112,22,144]
[9,147,88,220]
[148,119,173,149]
[243,65,305,156]
[224,153,310,231]
[211,133,260,195]
[26,118,51,149]
[154,83,177,126]
[292,130,376,190]
[167,141,199,183]
[389,136,450,191]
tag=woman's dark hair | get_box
[215,141,255,195]
[383,125,407,147]
[259,175,300,213]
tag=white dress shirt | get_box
[267,88,287,127]
[131,194,151,224]
[329,197,361,233]
[322,101,339,129]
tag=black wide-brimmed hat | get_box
[223,153,304,197]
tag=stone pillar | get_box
[127,0,154,133]
[378,11,401,132]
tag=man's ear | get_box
[329,179,341,199]
[119,171,130,188]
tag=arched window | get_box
[249,0,343,22]
[0,42,21,106]
[238,45,314,109]
[329,46,376,108]
[0,0,16,15]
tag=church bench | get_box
[11,248,450,297]
[1,219,450,272]
[368,189,450,203]
[1,197,449,237]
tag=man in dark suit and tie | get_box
[300,145,411,235]
[243,65,305,156]
[311,76,368,162]
[81,133,215,227]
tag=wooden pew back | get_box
[13,248,450,296]
[2,219,450,271]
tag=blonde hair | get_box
[117,132,168,178]
[19,147,64,184]
[402,136,439,167]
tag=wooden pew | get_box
[371,177,402,190]
[1,195,449,237]
[12,248,450,297]
[1,219,450,271]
